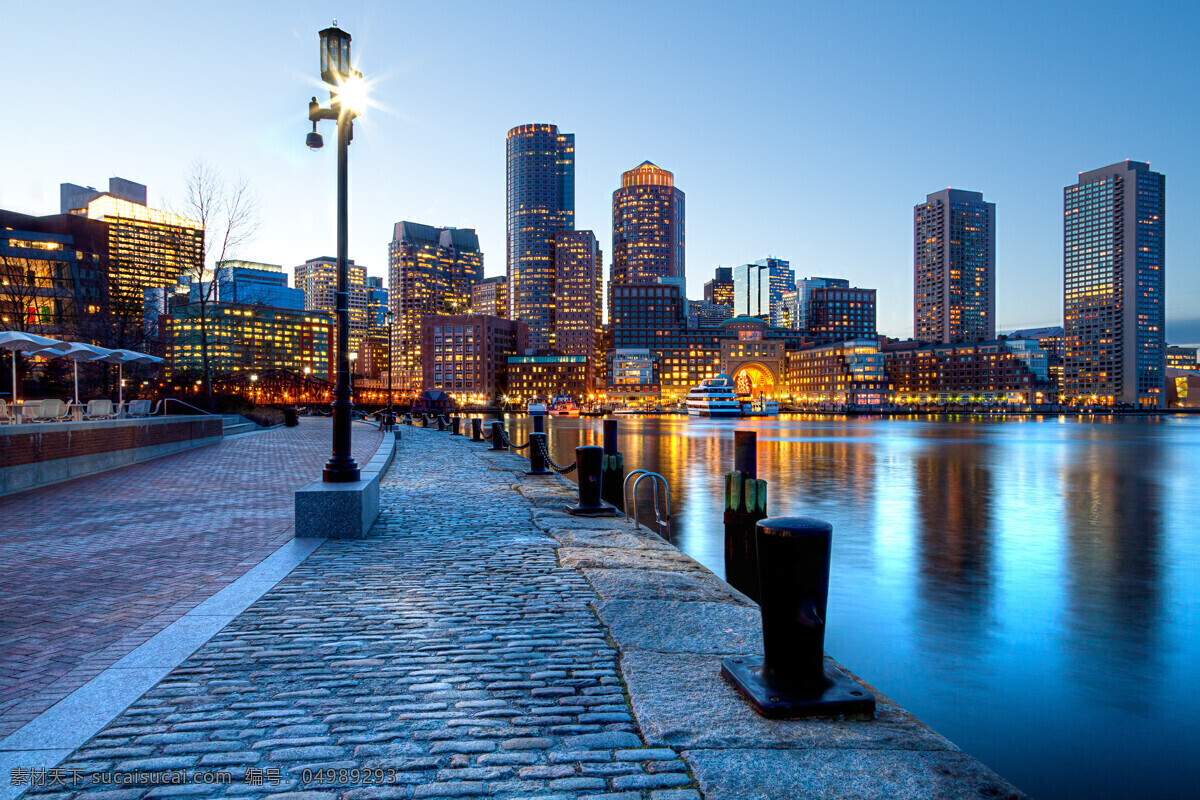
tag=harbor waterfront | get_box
[501,412,1200,800]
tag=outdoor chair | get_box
[126,399,151,417]
[0,399,9,424]
[84,399,115,419]
[33,399,69,422]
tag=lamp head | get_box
[306,130,324,150]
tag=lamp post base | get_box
[322,458,361,483]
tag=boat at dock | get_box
[549,395,580,417]
[685,374,743,417]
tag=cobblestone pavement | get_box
[21,426,700,800]
[0,420,383,738]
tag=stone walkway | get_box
[0,420,382,738]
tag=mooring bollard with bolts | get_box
[450,417,461,436]
[471,417,483,442]
[490,421,506,451]
[601,419,625,512]
[525,431,551,475]
[724,430,768,603]
[567,445,619,516]
[721,516,876,719]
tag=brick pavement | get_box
[0,420,383,738]
[20,425,700,800]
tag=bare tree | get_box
[178,159,260,409]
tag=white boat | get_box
[527,400,548,416]
[549,395,580,417]
[685,374,744,417]
[749,396,780,416]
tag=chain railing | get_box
[500,429,532,450]
[535,434,577,474]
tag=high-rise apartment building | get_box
[506,123,574,351]
[704,266,734,307]
[389,222,483,389]
[914,189,995,343]
[294,256,369,359]
[806,286,877,345]
[471,276,508,319]
[733,258,793,327]
[610,162,685,289]
[553,230,603,389]
[1063,160,1165,407]
[794,277,849,331]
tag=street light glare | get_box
[334,75,369,115]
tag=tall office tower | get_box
[554,230,603,389]
[65,186,203,318]
[1063,160,1165,407]
[795,277,849,331]
[294,256,369,358]
[732,258,794,326]
[610,161,685,288]
[704,266,734,306]
[913,188,996,343]
[214,261,304,310]
[806,286,878,345]
[389,221,483,389]
[506,123,574,351]
[471,276,508,318]
[365,276,389,330]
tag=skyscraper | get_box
[506,123,574,351]
[553,230,603,389]
[471,276,508,319]
[794,277,849,331]
[294,256,369,358]
[913,188,995,343]
[1063,160,1165,407]
[732,258,793,326]
[610,162,685,288]
[704,266,734,307]
[389,222,483,389]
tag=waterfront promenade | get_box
[5,424,1024,799]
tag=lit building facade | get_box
[389,222,483,390]
[1007,326,1064,361]
[609,348,658,404]
[215,261,304,310]
[914,188,995,344]
[787,340,890,408]
[366,275,388,331]
[884,339,1041,404]
[507,354,589,402]
[806,285,877,345]
[294,256,369,360]
[506,123,574,351]
[689,300,733,328]
[704,266,734,307]
[1063,160,1165,407]
[794,277,849,331]
[553,230,603,389]
[421,314,527,401]
[733,258,794,327]
[162,304,333,381]
[1166,346,1197,370]
[611,161,685,288]
[471,275,508,319]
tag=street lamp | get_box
[307,21,363,483]
[384,308,394,430]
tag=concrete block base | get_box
[295,432,396,539]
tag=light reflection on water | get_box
[501,413,1200,800]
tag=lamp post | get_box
[384,308,394,429]
[307,21,365,483]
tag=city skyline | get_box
[2,2,1198,345]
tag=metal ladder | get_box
[623,469,671,541]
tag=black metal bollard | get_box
[567,446,619,516]
[724,430,767,603]
[601,419,625,512]
[525,431,551,475]
[490,421,506,451]
[471,418,483,442]
[450,417,461,436]
[721,516,876,719]
[436,416,446,431]
[533,413,545,433]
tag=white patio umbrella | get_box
[0,331,70,403]
[93,349,163,412]
[28,342,114,406]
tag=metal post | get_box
[525,431,551,475]
[567,446,619,516]
[323,112,360,483]
[601,418,625,511]
[385,320,393,431]
[490,421,506,451]
[533,413,545,433]
[436,416,445,431]
[724,430,766,602]
[721,516,876,719]
[450,417,461,436]
[471,417,483,442]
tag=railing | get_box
[153,398,217,416]
[623,469,671,541]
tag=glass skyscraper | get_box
[732,258,793,327]
[610,162,685,287]
[1063,160,1165,407]
[506,124,574,352]
[913,188,995,344]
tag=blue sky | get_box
[3,1,1197,344]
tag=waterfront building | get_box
[0,209,109,336]
[719,319,785,398]
[1001,338,1050,381]
[806,285,877,345]
[914,189,995,344]
[294,256,369,361]
[67,187,203,317]
[795,277,850,331]
[1167,367,1200,408]
[1063,160,1165,407]
[366,276,389,331]
[610,161,685,288]
[389,222,483,390]
[506,354,589,402]
[733,258,794,327]
[161,303,333,381]
[703,266,734,307]
[609,348,659,404]
[553,230,603,389]
[786,340,890,407]
[1007,326,1064,361]
[1166,346,1198,370]
[471,275,508,319]
[507,123,574,351]
[420,314,527,402]
[215,261,304,310]
[883,339,1041,404]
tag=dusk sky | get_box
[4,0,1197,344]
